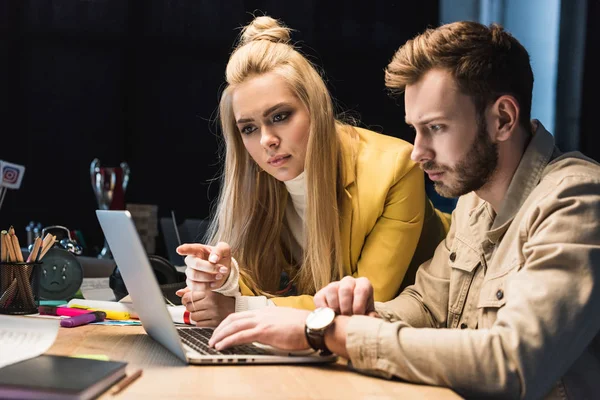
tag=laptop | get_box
[96,210,337,365]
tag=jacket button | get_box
[460,323,468,329]
[496,289,504,300]
[449,252,456,262]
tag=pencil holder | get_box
[0,262,42,315]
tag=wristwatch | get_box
[305,307,336,355]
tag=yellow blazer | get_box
[240,127,449,309]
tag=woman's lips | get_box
[268,155,291,167]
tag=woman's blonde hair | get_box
[207,16,349,296]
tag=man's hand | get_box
[209,307,311,351]
[176,241,232,290]
[314,276,377,316]
[177,288,235,327]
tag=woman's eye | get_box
[241,126,256,135]
[430,124,442,132]
[272,112,289,123]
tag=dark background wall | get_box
[0,0,440,257]
[580,0,600,163]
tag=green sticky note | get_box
[72,354,110,361]
[40,300,68,307]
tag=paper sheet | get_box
[79,277,115,301]
[0,315,60,369]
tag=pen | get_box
[39,305,94,317]
[69,305,130,320]
[111,368,143,395]
[60,311,106,328]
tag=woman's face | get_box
[232,72,310,181]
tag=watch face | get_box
[306,307,335,330]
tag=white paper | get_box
[79,277,115,301]
[0,315,59,369]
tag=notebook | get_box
[96,209,337,365]
[0,355,127,400]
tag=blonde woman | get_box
[175,15,449,326]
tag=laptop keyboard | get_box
[177,327,270,356]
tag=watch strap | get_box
[305,325,332,356]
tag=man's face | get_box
[405,69,498,198]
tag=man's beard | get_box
[424,118,499,198]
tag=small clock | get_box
[38,248,83,300]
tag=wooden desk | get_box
[46,325,461,399]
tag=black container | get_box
[0,262,42,315]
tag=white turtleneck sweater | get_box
[213,172,306,312]
[283,171,306,256]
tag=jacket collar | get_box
[339,126,359,188]
[486,120,556,243]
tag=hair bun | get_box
[239,16,291,46]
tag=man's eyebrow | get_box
[236,102,292,124]
[405,115,448,125]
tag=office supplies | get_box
[67,299,137,316]
[0,314,59,369]
[38,247,83,301]
[96,210,337,365]
[1,227,41,314]
[39,305,92,317]
[67,299,195,325]
[167,305,194,325]
[110,368,143,395]
[61,311,106,328]
[78,277,115,301]
[0,354,127,400]
[68,305,130,320]
[73,354,110,361]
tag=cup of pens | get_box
[0,227,55,315]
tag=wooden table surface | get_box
[46,324,461,399]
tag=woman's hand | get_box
[176,288,235,327]
[175,242,232,291]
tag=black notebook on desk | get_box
[0,355,127,400]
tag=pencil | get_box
[37,234,55,261]
[4,233,17,263]
[0,231,6,262]
[11,234,24,263]
[110,369,143,395]
[0,234,8,293]
[0,278,17,307]
[27,237,42,263]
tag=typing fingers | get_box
[210,318,259,350]
[210,311,255,345]
[213,327,262,350]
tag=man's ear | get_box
[491,95,519,142]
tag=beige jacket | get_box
[345,122,600,399]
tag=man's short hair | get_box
[386,21,534,130]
